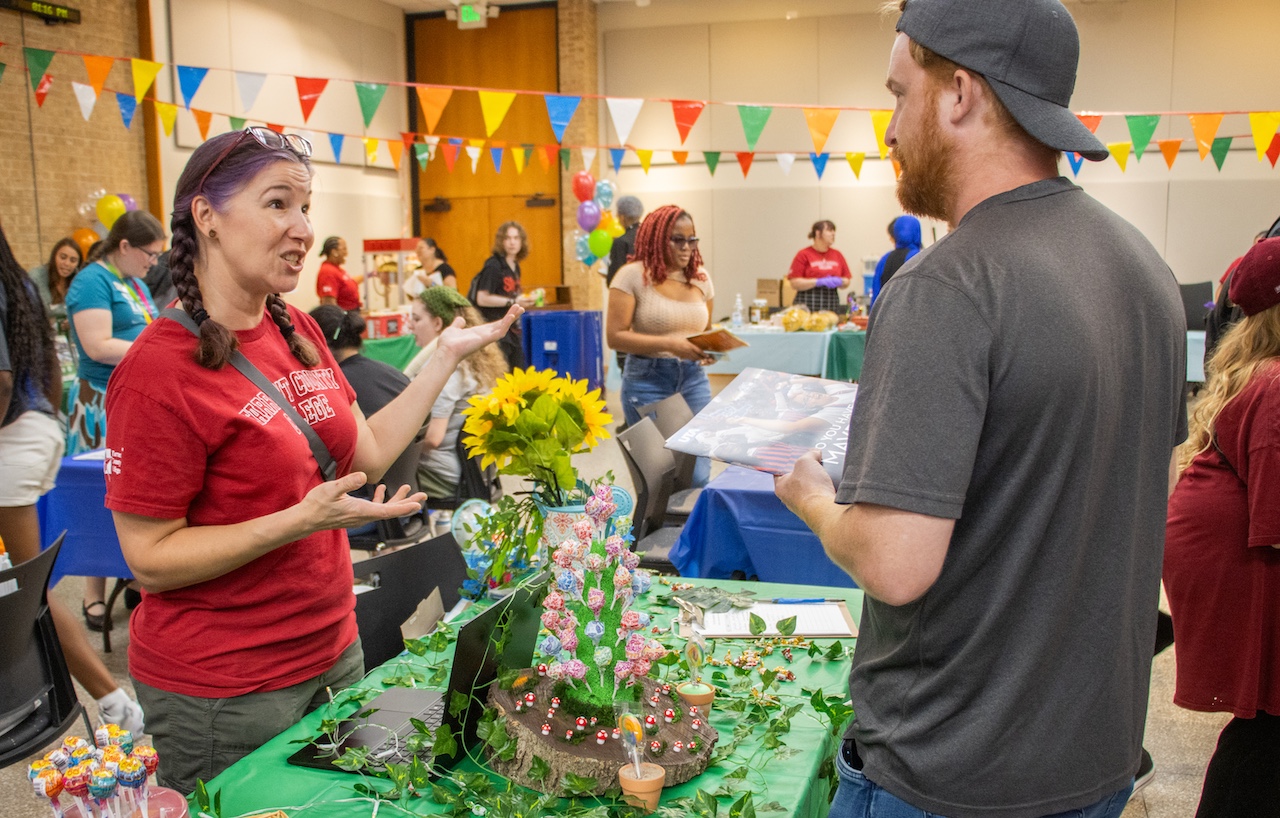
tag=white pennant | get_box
[72,81,97,121]
[235,71,267,113]
[465,145,481,173]
[581,147,597,173]
[426,136,439,159]
[606,97,644,146]
[776,152,796,175]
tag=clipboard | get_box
[678,600,857,639]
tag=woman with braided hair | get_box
[102,126,520,792]
[607,204,715,486]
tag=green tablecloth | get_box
[825,331,866,381]
[196,577,861,817]
[363,334,422,371]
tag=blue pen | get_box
[771,597,841,604]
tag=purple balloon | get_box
[117,193,138,212]
[576,200,601,232]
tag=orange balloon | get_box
[71,228,99,259]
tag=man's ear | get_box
[948,69,981,126]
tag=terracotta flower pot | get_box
[618,762,666,813]
[676,681,715,711]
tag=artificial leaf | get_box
[449,690,469,719]
[729,792,757,818]
[748,613,766,636]
[529,754,551,781]
[432,722,457,760]
[775,615,797,636]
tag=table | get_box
[38,453,131,588]
[670,466,857,589]
[363,334,422,370]
[195,576,861,818]
[704,328,867,383]
[826,330,867,381]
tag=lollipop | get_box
[32,767,65,818]
[116,757,145,816]
[62,761,94,818]
[131,745,159,815]
[28,758,54,780]
[88,768,118,818]
[44,747,72,771]
[618,713,645,779]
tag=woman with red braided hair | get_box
[607,204,715,486]
[100,126,520,793]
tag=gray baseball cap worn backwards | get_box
[897,0,1109,161]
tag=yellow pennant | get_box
[154,101,178,136]
[1248,111,1280,161]
[364,137,380,164]
[845,152,865,179]
[1188,113,1223,160]
[635,149,653,174]
[1107,142,1131,172]
[478,91,517,137]
[870,110,893,159]
[131,58,162,103]
[512,147,527,175]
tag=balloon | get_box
[117,193,138,212]
[71,228,99,259]
[597,211,616,232]
[572,171,596,203]
[96,195,127,230]
[582,252,598,266]
[88,188,106,201]
[588,228,613,258]
[606,219,626,239]
[77,202,96,223]
[575,233,593,263]
[594,179,616,209]
[576,200,601,232]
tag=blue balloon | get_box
[594,179,615,209]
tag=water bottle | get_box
[731,293,744,328]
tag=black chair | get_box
[1178,281,1214,331]
[616,418,684,575]
[1,535,93,768]
[636,394,702,524]
[348,430,430,551]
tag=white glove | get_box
[97,687,145,735]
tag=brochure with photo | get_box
[686,326,749,353]
[665,367,856,480]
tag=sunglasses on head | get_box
[196,126,313,194]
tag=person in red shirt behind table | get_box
[787,219,852,313]
[103,127,520,794]
[314,235,361,311]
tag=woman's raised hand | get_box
[298,472,427,534]
[437,304,524,361]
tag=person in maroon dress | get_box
[1165,236,1280,818]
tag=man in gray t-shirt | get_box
[775,2,1187,817]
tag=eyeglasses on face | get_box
[197,126,313,194]
[668,236,701,249]
[126,242,160,263]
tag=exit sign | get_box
[0,0,81,23]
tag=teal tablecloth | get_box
[196,577,861,818]
[363,334,422,371]
[703,329,867,382]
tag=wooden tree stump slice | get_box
[485,670,719,797]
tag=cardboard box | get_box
[756,278,784,308]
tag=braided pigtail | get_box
[268,293,320,366]
[169,214,239,369]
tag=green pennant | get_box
[737,105,773,151]
[229,116,246,131]
[559,148,571,170]
[0,63,6,85]
[24,47,54,93]
[703,151,721,176]
[414,142,430,170]
[354,82,388,129]
[1125,114,1161,160]
[1210,136,1232,171]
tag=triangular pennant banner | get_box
[191,108,212,141]
[810,152,829,179]
[295,77,328,122]
[891,158,902,179]
[235,71,267,113]
[581,147,597,173]
[559,148,571,170]
[1248,112,1280,161]
[478,90,516,137]
[354,82,388,129]
[737,105,772,151]
[672,151,689,166]
[490,146,503,173]
[735,152,754,177]
[802,108,839,154]
[1065,151,1084,177]
[24,48,54,93]
[776,152,795,175]
[610,147,626,173]
[1077,114,1102,133]
[176,65,209,109]
[1188,113,1224,160]
[1210,136,1232,171]
[0,63,6,86]
[414,142,430,171]
[1125,114,1160,160]
[116,92,137,129]
[265,123,285,134]
[401,132,416,153]
[228,116,246,131]
[154,101,178,136]
[635,149,653,174]
[511,145,526,174]
[72,81,96,120]
[441,139,460,172]
[845,152,865,179]
[535,145,551,172]
[415,86,452,133]
[1108,142,1131,172]
[703,151,720,175]
[82,55,114,97]
[1266,133,1280,168]
[671,100,705,144]
[606,97,644,145]
[131,58,162,103]
[465,145,481,173]
[33,73,52,107]
[1157,138,1182,169]
[544,94,581,143]
[363,137,380,164]
[870,110,893,159]
[388,139,404,170]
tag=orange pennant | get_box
[415,86,453,133]
[803,108,839,154]
[535,145,551,172]
[1077,114,1103,133]
[672,151,689,165]
[266,123,285,134]
[388,139,403,170]
[82,55,114,97]
[1157,138,1183,169]
[191,109,212,141]
[1188,113,1223,160]
[891,157,902,179]
[736,152,754,177]
[671,100,705,144]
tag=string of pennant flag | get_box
[3,44,1280,178]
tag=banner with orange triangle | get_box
[415,86,452,133]
[191,109,212,141]
[1188,113,1223,160]
[388,139,404,170]
[82,55,113,97]
[802,108,839,154]
[735,152,754,177]
[1157,138,1183,169]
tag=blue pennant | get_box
[116,93,137,129]
[1066,151,1084,177]
[544,94,581,144]
[329,133,345,162]
[610,147,626,173]
[176,65,209,109]
[490,146,504,173]
[810,152,829,179]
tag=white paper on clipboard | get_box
[684,601,857,639]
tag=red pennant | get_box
[34,73,53,107]
[671,100,705,144]
[401,131,417,152]
[1077,114,1102,133]
[735,152,754,177]
[266,123,285,134]
[543,144,559,169]
[440,140,460,172]
[1267,133,1280,168]
[191,109,212,140]
[295,76,328,122]
[672,151,689,165]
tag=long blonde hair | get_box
[1179,304,1280,472]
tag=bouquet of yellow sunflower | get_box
[461,367,612,507]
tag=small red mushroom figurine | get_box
[541,723,551,736]
[575,716,588,732]
[596,729,608,745]
[663,708,675,723]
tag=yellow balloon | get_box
[96,195,127,230]
[606,220,626,239]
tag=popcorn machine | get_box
[361,238,419,337]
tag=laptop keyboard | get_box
[363,697,446,769]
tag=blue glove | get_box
[815,276,844,288]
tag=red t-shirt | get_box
[1164,362,1280,718]
[787,246,852,281]
[316,261,361,310]
[104,307,360,698]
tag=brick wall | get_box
[556,0,601,311]
[0,3,149,269]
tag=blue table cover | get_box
[38,453,132,587]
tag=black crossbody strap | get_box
[161,307,337,481]
[1211,433,1241,483]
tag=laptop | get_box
[287,578,543,774]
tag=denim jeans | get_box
[829,745,1134,818]
[620,355,712,487]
